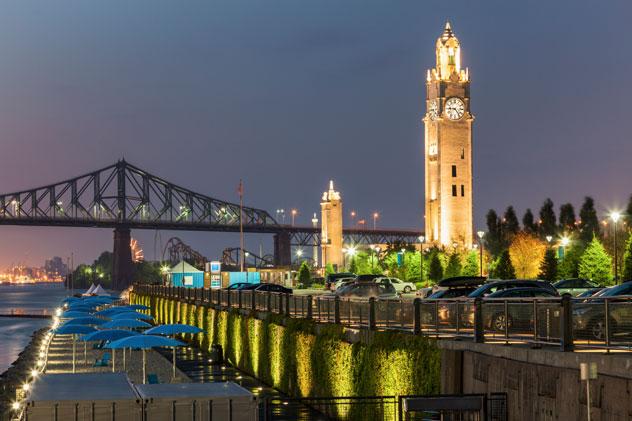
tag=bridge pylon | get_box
[112,227,134,290]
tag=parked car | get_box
[334,282,398,299]
[484,287,558,331]
[224,282,251,290]
[374,277,417,293]
[468,280,559,298]
[422,276,487,299]
[333,277,356,291]
[573,281,632,340]
[326,273,356,290]
[355,274,382,283]
[241,283,293,294]
[577,288,604,298]
[553,278,599,296]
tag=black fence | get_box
[134,284,632,352]
[260,393,507,421]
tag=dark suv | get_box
[468,280,558,298]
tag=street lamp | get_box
[477,231,485,277]
[311,213,319,267]
[546,235,553,244]
[611,211,621,284]
[276,209,285,224]
[560,236,570,260]
[418,235,425,287]
[350,211,356,227]
[291,209,298,226]
[370,245,381,272]
[373,212,379,230]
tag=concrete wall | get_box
[439,341,632,420]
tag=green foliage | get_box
[623,234,632,282]
[503,206,520,237]
[131,292,441,405]
[493,250,516,280]
[297,261,312,286]
[348,257,358,274]
[428,253,444,282]
[559,203,576,231]
[485,209,504,257]
[444,252,462,278]
[325,263,335,276]
[462,251,479,277]
[71,251,114,289]
[558,243,584,279]
[134,261,162,284]
[539,248,558,282]
[579,197,601,243]
[522,208,537,234]
[578,236,613,284]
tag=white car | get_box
[333,277,356,291]
[375,277,417,293]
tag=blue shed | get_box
[170,261,204,288]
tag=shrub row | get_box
[132,293,440,398]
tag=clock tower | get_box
[424,22,473,249]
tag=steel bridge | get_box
[0,161,422,288]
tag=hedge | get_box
[132,293,440,400]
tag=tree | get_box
[558,243,584,279]
[625,194,632,228]
[578,236,613,284]
[539,248,558,282]
[539,198,557,238]
[325,263,335,276]
[522,209,537,234]
[559,203,577,232]
[503,206,520,237]
[297,261,312,286]
[444,252,462,278]
[508,232,546,279]
[462,251,479,277]
[622,234,632,282]
[493,250,516,280]
[134,261,161,284]
[428,253,444,282]
[485,209,503,257]
[348,257,358,274]
[579,197,601,243]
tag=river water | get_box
[0,283,68,374]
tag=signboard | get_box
[210,274,221,289]
[183,275,193,286]
[210,261,221,274]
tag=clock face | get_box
[445,97,465,120]
[428,101,438,120]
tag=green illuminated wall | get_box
[132,293,440,398]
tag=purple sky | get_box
[1,0,631,268]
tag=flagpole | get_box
[239,179,244,272]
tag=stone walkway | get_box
[45,334,190,384]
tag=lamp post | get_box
[276,209,285,224]
[291,209,298,227]
[611,212,621,284]
[418,236,425,287]
[477,231,485,277]
[373,212,379,230]
[350,211,356,228]
[560,236,570,259]
[311,213,319,267]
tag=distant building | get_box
[320,181,343,270]
[424,22,474,249]
[45,256,69,278]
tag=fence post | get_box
[474,297,484,343]
[285,293,291,316]
[306,295,313,319]
[413,298,422,335]
[266,293,272,312]
[226,290,231,308]
[559,294,574,352]
[238,290,242,309]
[251,291,256,311]
[368,298,376,330]
[334,296,341,324]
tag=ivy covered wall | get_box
[132,293,441,398]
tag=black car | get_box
[573,281,632,340]
[254,283,293,294]
[484,287,558,331]
[225,282,251,290]
[468,280,558,298]
[426,276,486,299]
[325,273,356,290]
[334,282,397,299]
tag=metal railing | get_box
[134,284,632,352]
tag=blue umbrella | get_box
[62,297,81,304]
[61,311,90,319]
[53,324,97,373]
[80,329,140,372]
[94,306,138,316]
[67,305,96,312]
[144,324,204,379]
[106,335,185,383]
[144,324,203,335]
[127,304,150,310]
[102,319,151,329]
[61,317,108,326]
[111,312,153,321]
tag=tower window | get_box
[461,185,465,196]
[451,165,457,177]
[461,148,465,159]
[452,185,457,197]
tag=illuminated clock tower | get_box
[424,22,473,249]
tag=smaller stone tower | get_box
[321,181,343,270]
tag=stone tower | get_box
[424,22,473,249]
[321,181,343,270]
